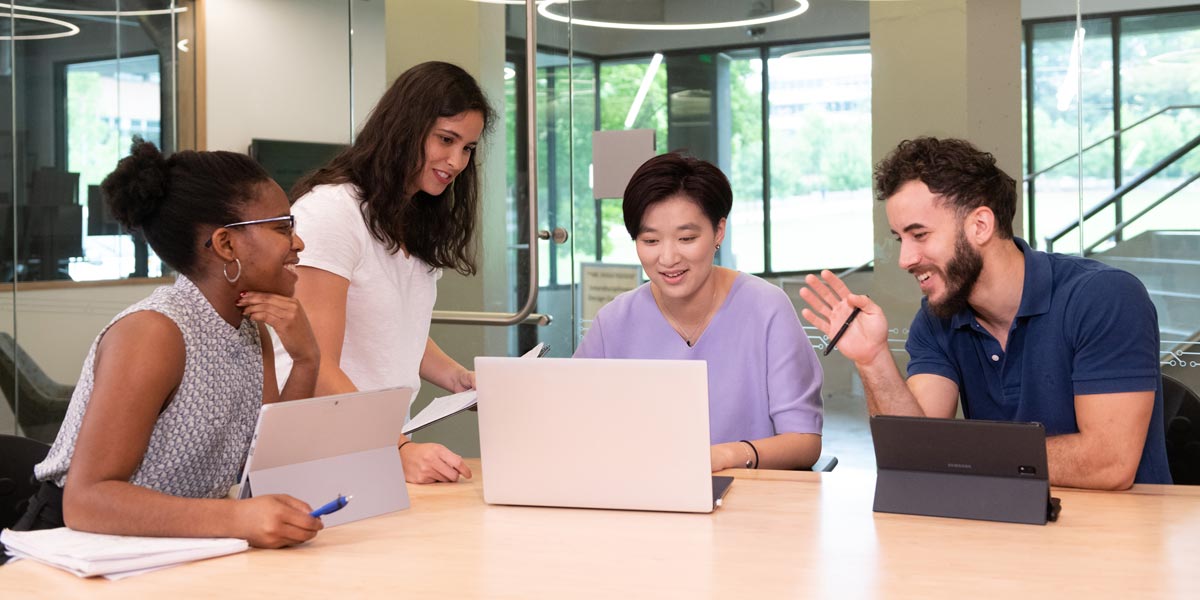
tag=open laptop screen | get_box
[477,357,719,513]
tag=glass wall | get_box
[6,1,1195,476]
[1,1,197,442]
[1,2,193,285]
[596,56,668,267]
[541,38,874,281]
[1027,7,1200,255]
[766,41,872,273]
[1026,5,1200,426]
[726,48,764,274]
[1117,10,1200,241]
[1026,17,1116,254]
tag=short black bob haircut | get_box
[622,152,733,239]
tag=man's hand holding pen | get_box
[797,270,891,366]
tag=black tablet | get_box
[870,415,1059,525]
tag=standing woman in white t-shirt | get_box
[273,61,493,484]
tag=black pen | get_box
[823,306,863,356]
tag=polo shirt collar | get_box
[1014,237,1052,318]
[948,237,1051,330]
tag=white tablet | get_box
[237,387,413,527]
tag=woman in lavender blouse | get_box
[574,153,823,471]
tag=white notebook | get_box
[1,527,248,580]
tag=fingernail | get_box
[239,291,246,297]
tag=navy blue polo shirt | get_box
[906,237,1172,484]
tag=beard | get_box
[926,229,984,320]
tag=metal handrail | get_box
[1045,132,1200,251]
[432,2,550,326]
[1024,104,1200,183]
[1082,171,1200,256]
[1044,131,1200,253]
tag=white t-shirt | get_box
[272,183,440,411]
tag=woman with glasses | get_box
[14,140,323,548]
[574,153,824,471]
[275,61,493,484]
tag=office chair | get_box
[809,455,839,472]
[0,434,51,530]
[790,455,838,472]
[0,332,74,444]
[1163,374,1200,485]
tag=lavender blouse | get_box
[574,272,823,444]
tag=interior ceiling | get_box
[568,0,781,24]
[571,0,667,22]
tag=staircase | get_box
[1093,230,1200,392]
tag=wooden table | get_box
[2,460,1198,598]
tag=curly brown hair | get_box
[873,137,1017,239]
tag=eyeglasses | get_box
[205,215,295,248]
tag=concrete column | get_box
[869,0,1022,361]
[385,0,510,456]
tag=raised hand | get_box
[798,270,890,365]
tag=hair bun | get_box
[101,137,170,230]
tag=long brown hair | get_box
[293,61,495,275]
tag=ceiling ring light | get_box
[0,3,187,17]
[0,12,79,40]
[537,0,809,31]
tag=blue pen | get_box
[310,494,353,518]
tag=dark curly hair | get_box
[873,137,1017,239]
[100,138,270,276]
[622,152,733,239]
[292,61,495,276]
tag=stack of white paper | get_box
[401,342,549,435]
[1,527,248,580]
[402,389,478,435]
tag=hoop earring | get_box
[224,258,242,284]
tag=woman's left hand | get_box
[451,369,476,393]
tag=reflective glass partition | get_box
[6,1,1199,477]
[1,1,197,442]
[505,0,1199,470]
[1032,5,1200,414]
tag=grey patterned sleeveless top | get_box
[35,276,264,499]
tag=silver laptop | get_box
[237,387,413,527]
[476,357,731,513]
